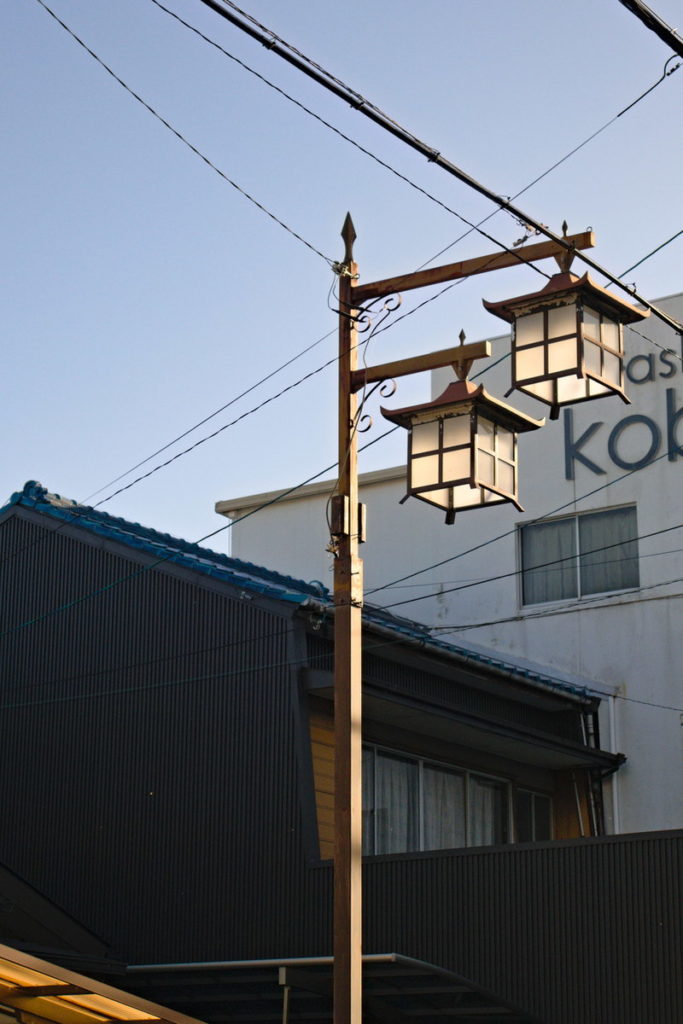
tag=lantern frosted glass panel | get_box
[443,414,470,447]
[412,420,440,455]
[475,418,518,500]
[583,307,601,342]
[442,447,470,480]
[411,454,439,489]
[603,349,621,385]
[547,338,578,373]
[498,429,514,461]
[516,311,544,345]
[602,318,620,351]
[548,303,576,338]
[516,345,545,380]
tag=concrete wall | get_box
[218,292,683,835]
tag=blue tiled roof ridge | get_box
[4,482,591,702]
[361,599,591,701]
[2,481,331,602]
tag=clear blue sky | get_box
[3,0,682,549]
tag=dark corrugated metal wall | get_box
[358,833,682,1024]
[2,513,682,1022]
[0,512,306,962]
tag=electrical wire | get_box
[380,521,683,612]
[9,5,683,643]
[367,443,681,599]
[32,0,333,265]
[620,227,683,277]
[0,623,298,699]
[20,0,682,547]
[415,55,681,272]
[147,0,573,288]
[0,331,347,568]
[2,612,683,716]
[0,426,395,639]
[432,572,683,635]
[82,327,336,502]
[200,0,683,335]
[383,544,683,590]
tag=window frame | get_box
[518,504,639,608]
[514,788,554,843]
[362,742,515,855]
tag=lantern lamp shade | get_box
[382,379,543,524]
[483,272,649,418]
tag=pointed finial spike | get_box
[458,329,466,345]
[562,220,568,237]
[341,212,357,263]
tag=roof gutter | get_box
[299,598,598,711]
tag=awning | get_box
[126,953,544,1023]
[0,946,204,1024]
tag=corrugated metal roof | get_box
[3,481,593,704]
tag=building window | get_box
[520,505,639,606]
[515,789,553,842]
[362,745,511,854]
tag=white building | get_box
[217,290,683,837]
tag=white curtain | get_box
[579,507,638,595]
[375,752,418,854]
[522,518,577,604]
[423,765,466,850]
[469,776,507,847]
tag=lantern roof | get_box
[381,378,544,432]
[483,271,649,325]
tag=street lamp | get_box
[381,340,543,523]
[483,266,649,420]
[331,217,599,1024]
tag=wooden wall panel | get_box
[309,704,335,859]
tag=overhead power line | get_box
[621,227,683,276]
[198,0,683,335]
[617,0,683,58]
[433,572,683,636]
[368,443,681,600]
[381,521,683,612]
[33,0,333,265]
[2,615,683,717]
[418,55,680,271]
[0,427,395,639]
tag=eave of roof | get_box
[3,481,597,708]
[2,482,328,607]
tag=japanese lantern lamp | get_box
[483,267,649,420]
[381,346,543,524]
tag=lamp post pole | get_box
[331,217,598,1023]
[332,214,363,1024]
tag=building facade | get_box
[218,291,683,839]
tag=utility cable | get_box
[367,443,680,599]
[147,0,557,286]
[416,55,681,271]
[23,1,683,532]
[0,332,345,568]
[2,616,683,716]
[32,0,333,265]
[0,427,395,639]
[83,327,336,502]
[0,622,298,699]
[385,544,683,590]
[620,227,683,277]
[199,0,683,334]
[617,0,683,58]
[433,571,683,635]
[380,521,682,612]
